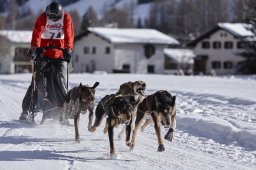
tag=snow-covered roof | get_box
[188,22,256,47]
[88,27,180,45]
[164,48,195,64]
[218,23,254,37]
[0,30,32,43]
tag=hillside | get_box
[20,0,151,20]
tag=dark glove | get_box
[30,47,44,59]
[63,48,72,62]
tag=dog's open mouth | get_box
[136,87,146,95]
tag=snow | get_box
[0,30,32,43]
[0,73,256,169]
[88,27,180,44]
[218,23,255,37]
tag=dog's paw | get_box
[75,139,80,143]
[88,127,96,133]
[87,125,92,130]
[158,144,165,152]
[108,152,120,159]
[126,142,134,151]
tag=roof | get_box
[86,27,180,45]
[164,48,195,64]
[0,30,32,43]
[187,23,255,47]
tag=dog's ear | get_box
[127,81,133,88]
[79,83,83,88]
[171,96,176,107]
[92,82,99,89]
[79,83,83,95]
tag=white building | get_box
[0,30,32,74]
[188,23,255,75]
[73,27,179,74]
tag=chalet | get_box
[0,30,32,74]
[73,27,180,74]
[188,23,255,75]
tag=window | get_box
[14,48,30,62]
[223,61,233,69]
[147,65,155,73]
[220,33,227,37]
[92,47,96,54]
[144,44,155,59]
[224,41,233,49]
[237,42,244,49]
[122,64,130,72]
[211,61,221,69]
[202,41,210,49]
[84,47,89,54]
[105,47,111,54]
[213,41,221,49]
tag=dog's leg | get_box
[127,111,145,150]
[103,119,109,134]
[88,106,94,130]
[107,120,116,157]
[40,113,47,124]
[140,116,153,132]
[118,109,136,140]
[89,103,105,132]
[74,112,80,142]
[151,112,165,152]
[164,107,176,141]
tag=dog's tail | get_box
[92,82,100,89]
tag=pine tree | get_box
[238,0,256,74]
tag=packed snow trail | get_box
[0,73,256,170]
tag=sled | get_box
[28,45,70,124]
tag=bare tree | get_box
[69,9,81,35]
[0,16,6,29]
[5,0,18,30]
[101,7,132,28]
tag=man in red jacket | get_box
[19,2,74,123]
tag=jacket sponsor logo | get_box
[46,23,63,29]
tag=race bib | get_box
[42,15,64,39]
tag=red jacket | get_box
[31,12,74,59]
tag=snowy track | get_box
[0,74,256,170]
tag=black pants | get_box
[21,60,68,114]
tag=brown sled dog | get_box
[60,82,99,142]
[115,81,146,139]
[127,90,176,152]
[90,94,136,156]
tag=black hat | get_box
[46,2,63,21]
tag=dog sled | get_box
[21,45,70,124]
